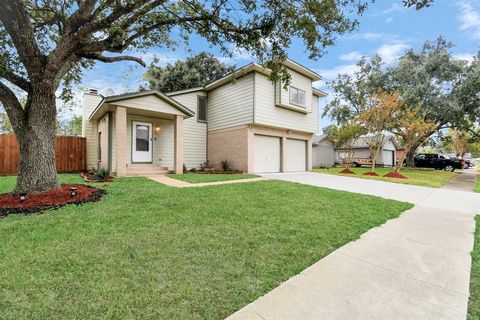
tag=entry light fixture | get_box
[155,126,161,133]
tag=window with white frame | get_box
[289,86,306,108]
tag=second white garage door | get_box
[286,139,307,172]
[254,135,281,173]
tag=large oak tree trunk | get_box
[14,87,59,194]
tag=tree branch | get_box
[0,82,25,133]
[78,52,146,67]
[0,0,43,76]
[0,67,31,92]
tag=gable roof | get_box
[204,58,322,91]
[89,90,195,120]
[348,135,399,149]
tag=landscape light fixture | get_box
[19,193,26,203]
[70,187,77,198]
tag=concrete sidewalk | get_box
[227,172,480,320]
[442,169,478,192]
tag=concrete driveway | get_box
[227,172,480,320]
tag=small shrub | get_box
[200,161,212,171]
[220,160,232,172]
[183,163,187,172]
[190,168,197,173]
[94,168,111,180]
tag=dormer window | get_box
[289,86,306,108]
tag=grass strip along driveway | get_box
[167,173,258,183]
[314,167,457,188]
[0,174,411,319]
[469,215,480,319]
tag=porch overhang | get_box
[88,90,195,121]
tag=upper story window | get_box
[197,96,207,122]
[289,86,306,108]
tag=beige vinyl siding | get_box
[114,95,188,116]
[125,114,174,169]
[170,91,207,169]
[82,93,103,169]
[254,72,318,133]
[207,73,254,131]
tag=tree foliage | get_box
[58,115,82,136]
[390,104,437,173]
[324,37,480,164]
[357,92,398,172]
[141,52,235,93]
[326,122,363,169]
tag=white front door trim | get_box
[132,121,153,163]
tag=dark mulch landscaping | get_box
[383,172,408,179]
[339,168,355,174]
[363,171,380,176]
[0,184,106,217]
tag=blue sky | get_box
[74,0,480,131]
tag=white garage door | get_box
[382,150,395,166]
[286,139,307,172]
[254,135,281,173]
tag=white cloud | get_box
[453,52,475,63]
[376,42,409,64]
[353,32,385,41]
[316,64,359,82]
[217,46,254,65]
[385,17,394,23]
[380,3,406,15]
[458,1,480,39]
[339,51,363,62]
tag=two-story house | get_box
[81,59,326,176]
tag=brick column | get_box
[115,106,127,177]
[174,115,184,174]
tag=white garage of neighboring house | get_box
[312,134,335,168]
[312,135,398,168]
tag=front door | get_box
[132,121,153,163]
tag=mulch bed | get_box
[339,168,356,174]
[81,172,114,182]
[362,171,380,176]
[189,170,244,174]
[383,172,408,179]
[0,184,106,217]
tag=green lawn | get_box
[469,215,480,319]
[314,167,457,188]
[0,174,412,319]
[167,173,258,183]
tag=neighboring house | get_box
[337,136,398,167]
[312,135,398,167]
[312,134,334,168]
[81,59,327,176]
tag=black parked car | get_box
[414,153,464,172]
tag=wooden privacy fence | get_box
[0,135,86,175]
